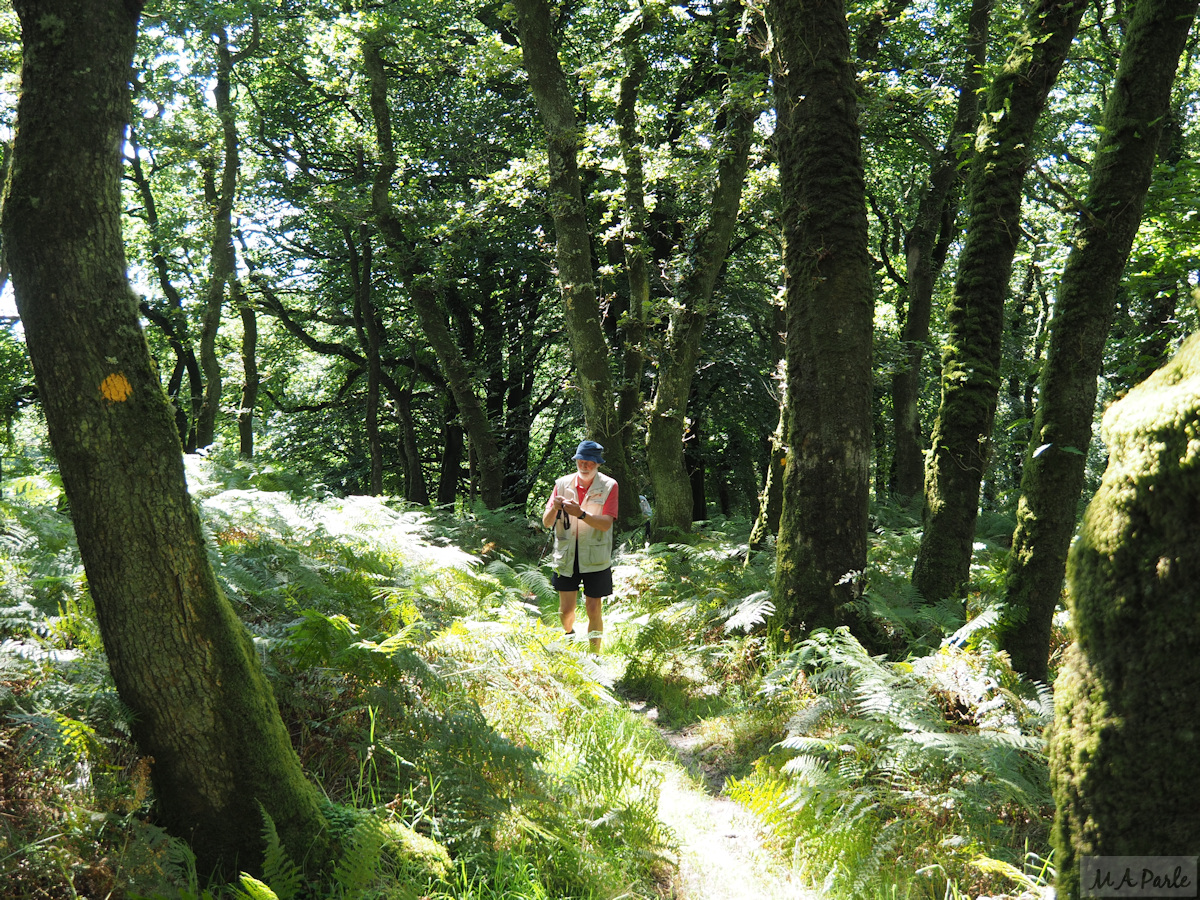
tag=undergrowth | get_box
[1,455,672,899]
[608,501,1062,900]
[1,452,1067,900]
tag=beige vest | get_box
[551,471,616,575]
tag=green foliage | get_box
[255,810,305,900]
[1,458,672,899]
[0,327,35,437]
[611,533,776,725]
[2,448,1069,900]
[730,628,1052,900]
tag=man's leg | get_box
[584,594,603,653]
[559,590,579,637]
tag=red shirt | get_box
[545,476,619,518]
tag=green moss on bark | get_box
[1051,333,1200,899]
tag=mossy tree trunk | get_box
[911,0,1087,604]
[2,0,331,880]
[512,0,638,522]
[889,0,990,501]
[768,0,881,648]
[999,0,1197,683]
[1050,332,1200,900]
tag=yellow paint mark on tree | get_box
[100,372,133,403]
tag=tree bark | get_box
[2,0,330,879]
[645,2,759,538]
[362,31,504,507]
[235,276,258,458]
[999,0,1197,683]
[911,0,1087,604]
[769,0,881,648]
[1050,333,1200,900]
[197,25,244,449]
[888,0,990,500]
[512,0,638,523]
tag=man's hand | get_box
[562,499,583,517]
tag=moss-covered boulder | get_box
[1051,333,1200,899]
[382,819,451,883]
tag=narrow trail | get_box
[630,705,819,900]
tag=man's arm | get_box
[578,510,614,532]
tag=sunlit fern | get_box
[731,627,1052,899]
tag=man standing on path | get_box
[542,440,618,652]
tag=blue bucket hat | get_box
[573,440,605,464]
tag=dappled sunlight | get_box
[184,454,479,571]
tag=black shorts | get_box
[551,564,613,598]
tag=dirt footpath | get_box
[651,726,819,900]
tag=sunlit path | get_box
[653,758,818,900]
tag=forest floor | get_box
[628,702,819,900]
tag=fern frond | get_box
[332,816,387,897]
[233,875,280,900]
[720,590,775,633]
[257,808,304,900]
[945,603,1002,648]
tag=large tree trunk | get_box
[911,0,1087,604]
[1050,333,1200,900]
[999,0,1197,683]
[769,0,881,648]
[2,0,331,879]
[512,0,638,523]
[888,0,990,500]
